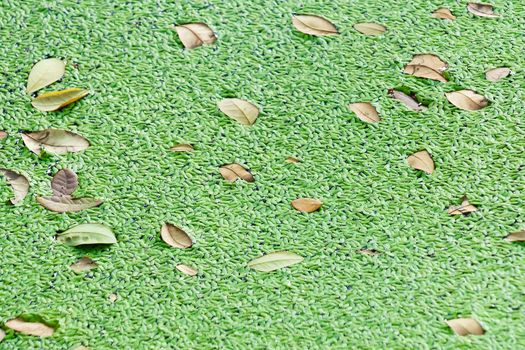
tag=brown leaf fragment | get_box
[21,129,90,155]
[467,3,499,18]
[389,89,426,112]
[485,67,511,82]
[432,8,456,20]
[357,249,379,256]
[446,318,485,336]
[217,98,259,125]
[5,318,55,337]
[31,88,89,112]
[407,54,448,72]
[348,102,380,123]
[0,131,7,140]
[161,223,193,249]
[286,156,300,163]
[448,196,478,215]
[291,198,322,213]
[353,22,386,36]
[109,294,118,303]
[170,144,194,152]
[407,150,434,174]
[0,329,5,342]
[0,168,29,205]
[51,169,78,196]
[219,163,254,182]
[173,23,217,49]
[292,14,338,36]
[70,257,98,273]
[445,90,488,111]
[505,231,525,242]
[176,264,198,276]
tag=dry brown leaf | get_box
[467,3,499,18]
[357,249,379,256]
[448,196,478,215]
[37,196,102,212]
[72,346,89,350]
[404,65,447,82]
[485,67,511,82]
[21,129,90,155]
[0,169,29,205]
[446,318,485,336]
[161,223,193,249]
[217,98,259,125]
[505,231,525,242]
[248,251,304,272]
[173,23,216,49]
[286,156,300,163]
[109,293,118,303]
[219,163,254,182]
[432,8,456,20]
[0,131,7,140]
[348,102,380,123]
[31,88,89,112]
[407,150,434,174]
[389,89,426,112]
[291,198,322,213]
[0,329,5,342]
[170,144,194,152]
[51,169,78,196]
[70,257,98,273]
[292,14,338,36]
[445,90,488,111]
[353,22,386,36]
[5,318,55,337]
[26,58,66,94]
[176,264,198,276]
[404,54,447,81]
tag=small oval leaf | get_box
[407,150,434,174]
[37,196,102,213]
[448,196,477,215]
[505,231,525,242]
[70,256,98,273]
[57,223,117,246]
[161,223,193,249]
[485,67,511,82]
[286,156,300,163]
[51,169,78,196]
[446,318,485,336]
[389,89,426,112]
[26,58,65,94]
[353,22,386,35]
[31,88,89,112]
[22,129,90,155]
[173,23,217,49]
[348,102,380,123]
[217,98,259,125]
[5,318,55,337]
[445,90,488,111]
[292,14,338,36]
[291,198,322,213]
[467,3,499,18]
[170,144,194,152]
[248,251,304,272]
[0,168,29,205]
[219,163,254,182]
[176,264,198,276]
[432,8,456,20]
[357,249,379,256]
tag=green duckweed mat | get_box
[0,0,524,349]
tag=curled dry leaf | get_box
[291,198,322,213]
[292,14,338,36]
[446,318,485,336]
[357,249,379,256]
[51,169,78,196]
[0,168,29,205]
[348,102,380,123]
[353,23,386,36]
[26,58,66,94]
[176,264,198,276]
[22,129,90,155]
[170,144,194,152]
[70,256,98,273]
[485,67,511,82]
[248,251,304,272]
[31,88,89,112]
[407,150,434,174]
[505,231,525,242]
[286,156,300,163]
[389,89,426,112]
[445,90,488,111]
[219,163,254,183]
[217,98,259,125]
[467,3,499,18]
[173,23,216,49]
[57,223,117,246]
[0,131,7,139]
[161,223,193,249]
[448,196,478,215]
[404,54,447,82]
[432,8,456,20]
[5,318,55,337]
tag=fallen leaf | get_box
[176,264,198,276]
[72,346,89,350]
[467,3,499,18]
[173,23,216,49]
[0,329,5,342]
[70,257,98,273]
[286,156,300,163]
[51,169,78,196]
[0,169,29,205]
[161,223,193,249]
[446,318,485,336]
[448,196,478,215]
[219,163,254,182]
[56,223,117,246]
[292,14,338,36]
[353,22,386,35]
[404,54,447,82]
[407,150,434,174]
[291,198,322,213]
[348,102,380,123]
[485,67,511,82]
[389,89,426,112]
[109,294,118,303]
[357,249,379,256]
[432,8,456,20]
[5,318,55,337]
[26,58,65,94]
[0,131,7,139]
[37,196,103,213]
[445,90,488,111]
[505,231,525,242]
[404,65,447,82]
[21,129,90,155]
[248,251,304,272]
[170,144,194,152]
[217,98,259,125]
[31,88,89,112]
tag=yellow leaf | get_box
[291,198,322,213]
[292,14,338,36]
[161,223,193,249]
[248,251,304,272]
[445,318,485,336]
[485,67,511,82]
[286,156,300,163]
[353,22,386,36]
[219,163,254,182]
[5,318,55,337]
[407,150,434,174]
[26,58,65,94]
[432,8,456,20]
[348,102,380,123]
[0,168,29,205]
[445,90,488,111]
[217,98,259,125]
[21,129,90,155]
[467,3,499,18]
[170,144,194,152]
[173,23,216,49]
[31,88,89,112]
